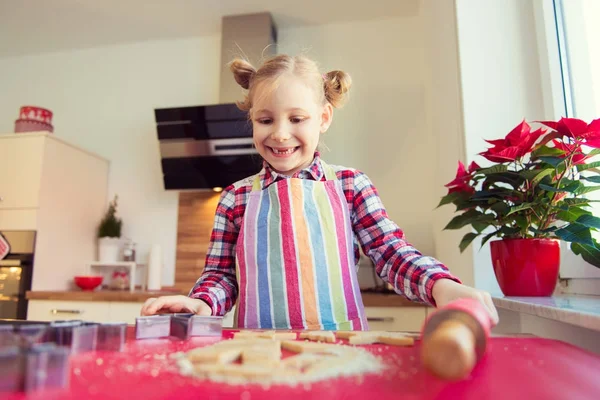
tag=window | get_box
[544,0,600,285]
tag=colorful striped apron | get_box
[235,162,368,330]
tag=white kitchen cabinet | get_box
[109,302,145,324]
[27,300,111,323]
[28,300,237,326]
[0,135,44,209]
[365,307,427,332]
[0,133,109,291]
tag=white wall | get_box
[280,16,438,257]
[0,36,221,286]
[420,0,474,286]
[455,0,547,292]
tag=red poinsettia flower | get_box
[479,121,545,163]
[445,161,480,194]
[539,117,600,148]
[552,140,589,165]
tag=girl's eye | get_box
[290,117,306,123]
[257,118,272,125]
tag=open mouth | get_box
[269,146,299,156]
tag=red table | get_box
[6,328,600,400]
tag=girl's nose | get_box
[270,127,291,142]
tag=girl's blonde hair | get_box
[229,54,352,112]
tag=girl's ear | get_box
[320,103,334,133]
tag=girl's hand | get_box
[140,295,212,316]
[431,279,499,326]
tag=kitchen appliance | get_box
[154,13,277,190]
[155,103,263,190]
[0,231,36,320]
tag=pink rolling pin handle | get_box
[420,298,494,380]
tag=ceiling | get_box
[0,0,419,58]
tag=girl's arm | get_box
[348,170,461,306]
[188,186,239,316]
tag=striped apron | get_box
[235,162,368,330]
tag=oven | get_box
[0,231,35,320]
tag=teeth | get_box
[272,147,295,154]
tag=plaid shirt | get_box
[190,154,461,316]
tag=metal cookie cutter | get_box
[170,313,223,340]
[97,323,127,351]
[135,315,171,339]
[50,321,98,354]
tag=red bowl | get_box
[74,276,103,291]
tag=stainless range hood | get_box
[154,13,277,190]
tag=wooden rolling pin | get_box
[420,298,493,381]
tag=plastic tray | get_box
[170,314,223,339]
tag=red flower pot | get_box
[490,238,560,296]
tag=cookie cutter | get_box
[170,314,223,340]
[50,321,98,354]
[0,342,70,393]
[135,315,171,339]
[23,343,70,392]
[97,322,127,351]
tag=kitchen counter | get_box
[26,289,427,307]
[26,288,185,303]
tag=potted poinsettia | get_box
[439,117,600,296]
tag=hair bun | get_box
[324,70,352,108]
[229,59,256,90]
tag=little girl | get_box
[141,54,499,330]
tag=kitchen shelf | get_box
[86,262,147,292]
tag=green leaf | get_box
[507,203,533,216]
[514,215,529,230]
[575,185,600,196]
[538,156,565,167]
[481,230,499,247]
[489,202,511,215]
[538,184,564,193]
[577,161,600,172]
[531,145,565,158]
[571,242,600,269]
[555,206,592,222]
[459,232,479,253]
[443,210,481,230]
[499,226,521,236]
[555,223,595,246]
[477,165,509,175]
[574,214,600,230]
[472,222,490,233]
[437,192,465,208]
[581,176,600,183]
[520,168,554,185]
[587,148,600,158]
[563,198,594,207]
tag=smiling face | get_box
[250,74,333,176]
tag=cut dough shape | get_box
[187,347,244,364]
[341,331,416,346]
[334,331,358,339]
[181,330,385,386]
[377,333,415,346]
[281,340,339,354]
[298,330,336,343]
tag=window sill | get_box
[492,294,600,332]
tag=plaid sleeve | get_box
[346,170,461,305]
[188,185,239,316]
